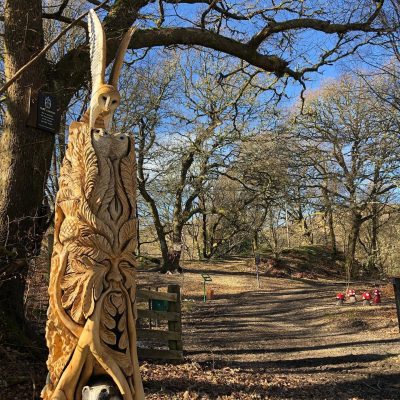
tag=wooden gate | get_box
[136,284,183,360]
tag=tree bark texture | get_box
[0,0,51,329]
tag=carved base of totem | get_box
[42,122,144,400]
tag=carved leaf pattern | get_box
[97,158,115,214]
[100,290,133,376]
[61,257,107,323]
[83,132,99,199]
[120,137,137,218]
[89,156,112,215]
[44,253,78,391]
[71,234,112,259]
[119,219,137,251]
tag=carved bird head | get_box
[91,128,130,161]
[91,127,112,159]
[87,10,135,130]
[109,132,130,160]
[96,85,120,113]
[90,84,121,129]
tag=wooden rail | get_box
[136,284,183,361]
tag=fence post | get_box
[392,277,400,333]
[167,284,183,355]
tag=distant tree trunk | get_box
[366,202,380,272]
[252,230,259,254]
[165,208,185,273]
[200,195,209,259]
[296,205,313,245]
[345,211,362,280]
[137,120,170,269]
[301,217,314,244]
[326,209,337,254]
[370,207,379,267]
[202,211,208,259]
[161,221,184,273]
[136,205,141,256]
[322,187,337,255]
[144,199,169,268]
[0,0,53,334]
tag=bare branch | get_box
[129,27,296,78]
[0,0,110,97]
[200,0,219,29]
[86,0,111,11]
[248,1,386,49]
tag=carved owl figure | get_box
[85,10,135,130]
[91,128,130,160]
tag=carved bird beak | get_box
[105,97,111,112]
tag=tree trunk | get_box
[161,222,183,273]
[0,0,52,334]
[345,212,362,281]
[301,217,314,245]
[326,208,337,255]
[322,187,337,255]
[201,211,208,259]
[295,204,313,245]
[200,195,209,259]
[367,203,380,272]
[252,230,259,255]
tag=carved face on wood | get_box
[43,121,143,400]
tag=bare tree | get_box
[121,50,265,271]
[0,0,393,329]
[289,75,400,279]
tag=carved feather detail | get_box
[109,26,137,87]
[88,9,106,91]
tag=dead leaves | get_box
[139,362,270,399]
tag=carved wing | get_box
[88,9,106,92]
[109,26,136,88]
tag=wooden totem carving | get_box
[42,10,145,400]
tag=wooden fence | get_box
[136,284,183,361]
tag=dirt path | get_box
[2,259,400,400]
[141,259,400,399]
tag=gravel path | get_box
[174,263,400,399]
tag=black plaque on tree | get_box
[36,92,60,133]
[27,90,60,133]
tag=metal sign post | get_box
[201,273,212,303]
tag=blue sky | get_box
[63,1,393,125]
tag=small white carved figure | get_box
[84,9,135,130]
[82,379,122,400]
